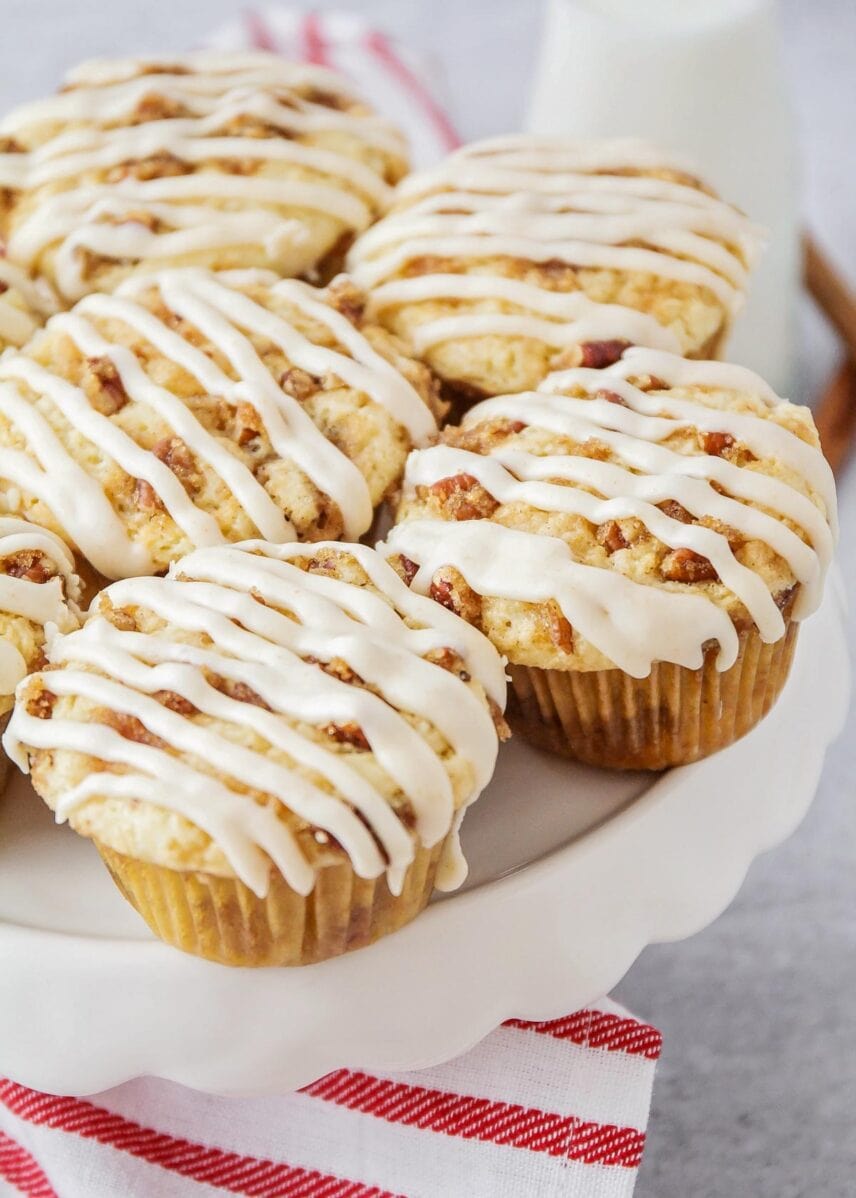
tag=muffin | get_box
[348,136,764,405]
[0,516,80,789]
[0,267,442,581]
[385,348,835,769]
[0,51,408,303]
[0,260,57,349]
[5,540,507,965]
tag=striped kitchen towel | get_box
[0,1000,661,1197]
[206,7,461,166]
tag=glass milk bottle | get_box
[526,0,799,395]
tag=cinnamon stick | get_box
[813,358,856,475]
[804,233,856,362]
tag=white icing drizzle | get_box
[366,273,682,356]
[348,137,764,352]
[0,516,79,696]
[385,519,739,678]
[387,349,835,676]
[0,268,436,579]
[0,262,58,346]
[0,52,405,301]
[4,541,504,897]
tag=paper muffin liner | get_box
[95,835,450,967]
[507,621,799,770]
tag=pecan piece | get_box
[280,367,318,401]
[153,436,196,483]
[543,599,574,653]
[550,339,633,373]
[428,568,481,623]
[579,339,631,369]
[3,550,52,583]
[428,473,499,521]
[133,479,163,511]
[153,690,197,716]
[325,277,366,326]
[395,554,419,587]
[129,94,188,123]
[700,430,735,457]
[636,375,667,393]
[107,152,191,182]
[658,499,694,524]
[86,356,129,415]
[103,711,166,748]
[213,678,272,711]
[27,689,56,720]
[235,401,263,446]
[661,548,719,583]
[537,258,577,285]
[597,520,628,555]
[305,87,347,111]
[324,721,370,750]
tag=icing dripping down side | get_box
[387,349,834,677]
[4,541,504,898]
[0,516,80,696]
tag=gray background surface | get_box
[0,2,853,1195]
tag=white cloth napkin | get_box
[1,1000,661,1198]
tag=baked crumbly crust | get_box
[0,268,443,580]
[8,541,506,892]
[0,51,408,303]
[348,136,763,399]
[388,351,834,675]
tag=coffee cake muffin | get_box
[349,137,763,405]
[0,267,442,581]
[0,516,80,788]
[6,540,507,964]
[0,51,408,303]
[385,349,835,768]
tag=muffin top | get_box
[386,349,835,677]
[0,515,80,714]
[0,266,442,580]
[0,51,408,303]
[6,541,507,896]
[348,136,763,398]
[0,260,57,349]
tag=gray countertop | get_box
[1,2,853,1194]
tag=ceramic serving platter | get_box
[0,578,848,1097]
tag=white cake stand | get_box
[0,579,848,1097]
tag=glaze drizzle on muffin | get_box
[0,516,80,707]
[5,541,506,896]
[0,268,440,579]
[348,136,765,396]
[0,52,407,300]
[386,350,834,678]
